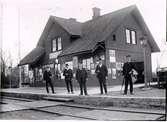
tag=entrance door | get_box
[131,62,144,84]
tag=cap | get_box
[126,55,131,57]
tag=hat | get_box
[99,58,102,61]
[126,55,131,57]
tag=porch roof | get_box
[19,46,45,66]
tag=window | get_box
[57,37,62,50]
[52,39,57,52]
[125,29,137,44]
[126,29,131,44]
[112,34,116,41]
[51,37,62,52]
[82,58,92,70]
[131,31,136,44]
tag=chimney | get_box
[92,7,101,19]
[69,18,76,22]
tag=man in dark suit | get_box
[95,58,108,94]
[63,64,74,94]
[43,67,55,94]
[76,63,88,96]
[122,55,134,95]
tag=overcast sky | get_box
[1,0,166,71]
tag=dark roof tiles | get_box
[19,46,45,65]
[59,5,135,56]
[53,16,83,36]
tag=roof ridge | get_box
[51,15,83,24]
[84,5,136,23]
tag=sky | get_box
[1,0,166,72]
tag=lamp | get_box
[140,37,147,47]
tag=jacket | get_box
[43,70,52,81]
[95,64,108,79]
[76,68,88,82]
[122,62,133,76]
[63,68,73,80]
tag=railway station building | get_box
[19,5,160,87]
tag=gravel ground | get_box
[0,109,59,120]
[107,87,166,97]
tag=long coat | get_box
[95,64,108,79]
[63,69,73,81]
[76,68,88,83]
[122,62,133,76]
[43,70,52,82]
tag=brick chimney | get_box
[92,7,101,19]
[69,18,76,22]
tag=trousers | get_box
[98,77,107,94]
[46,80,54,93]
[124,75,133,94]
[78,78,87,95]
[65,79,73,93]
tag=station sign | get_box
[49,51,62,59]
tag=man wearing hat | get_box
[95,58,108,94]
[63,64,74,94]
[122,55,134,95]
[43,67,55,94]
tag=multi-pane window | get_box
[52,39,57,52]
[125,29,131,44]
[82,57,93,70]
[57,37,62,50]
[125,29,137,44]
[131,31,136,44]
[52,37,62,52]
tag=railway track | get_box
[0,96,166,120]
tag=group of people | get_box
[43,56,134,96]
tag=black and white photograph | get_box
[0,0,166,121]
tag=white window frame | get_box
[52,37,62,52]
[57,37,62,50]
[126,29,131,44]
[131,30,136,44]
[82,58,92,70]
[125,28,137,45]
[52,39,57,52]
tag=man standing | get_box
[43,67,55,94]
[76,63,88,96]
[63,64,74,94]
[122,55,134,95]
[95,58,108,94]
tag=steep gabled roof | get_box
[81,5,135,42]
[53,16,82,36]
[37,16,82,47]
[130,8,160,52]
[20,5,160,66]
[59,5,160,57]
[19,46,45,66]
[59,5,133,57]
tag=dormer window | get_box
[125,28,137,44]
[52,37,62,52]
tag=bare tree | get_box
[0,50,13,88]
[0,50,12,74]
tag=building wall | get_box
[30,13,153,87]
[105,13,152,84]
[40,22,71,65]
